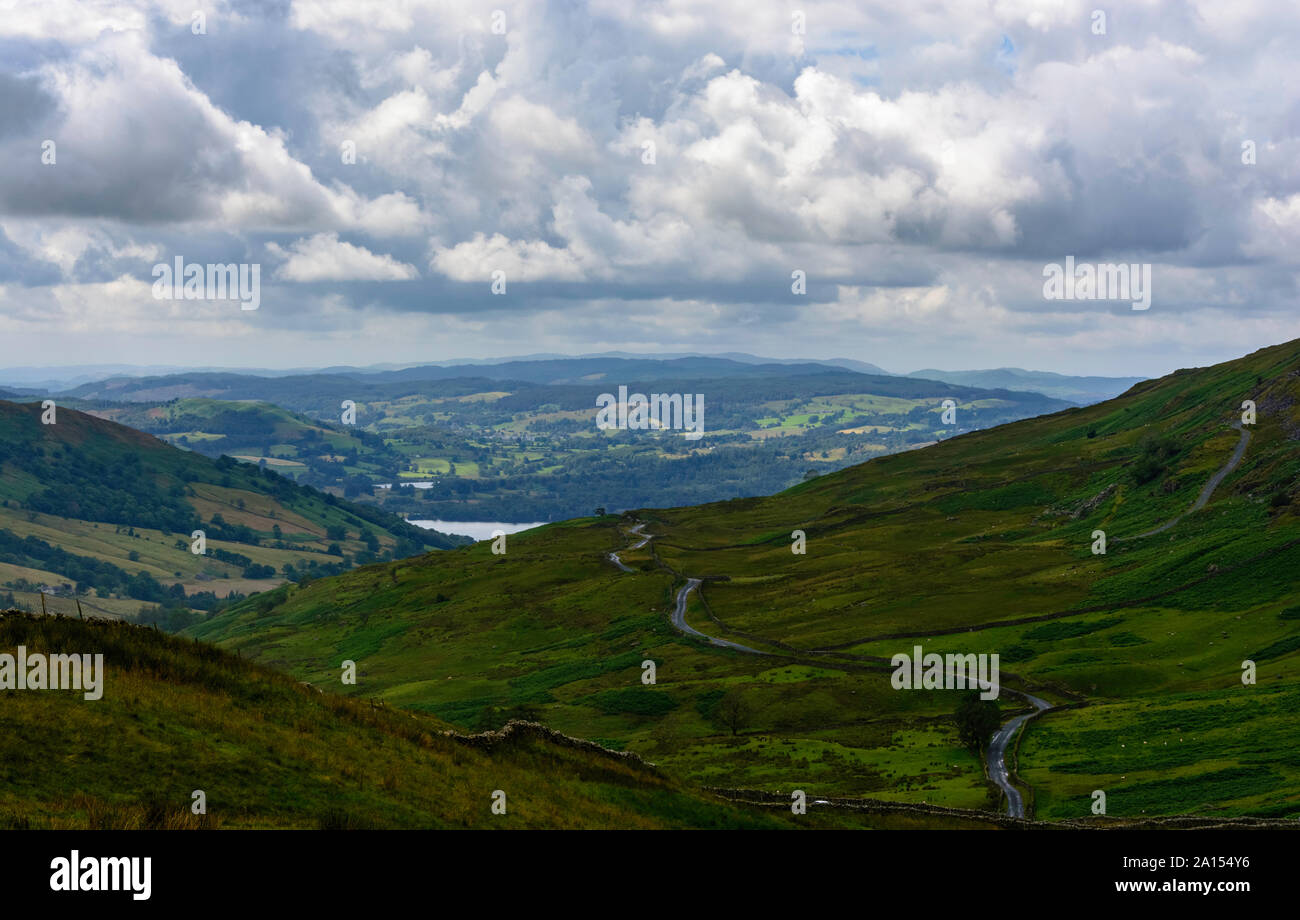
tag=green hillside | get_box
[0,400,467,625]
[85,397,385,482]
[190,339,1300,821]
[0,611,794,829]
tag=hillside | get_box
[190,338,1300,821]
[0,400,467,625]
[0,611,794,829]
[15,608,1223,830]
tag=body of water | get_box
[408,520,547,541]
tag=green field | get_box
[190,338,1300,819]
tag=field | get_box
[190,339,1300,819]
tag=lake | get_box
[408,520,547,542]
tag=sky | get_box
[1,0,1299,377]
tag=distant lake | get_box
[408,520,547,542]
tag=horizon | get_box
[0,347,1184,384]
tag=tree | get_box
[713,690,752,737]
[1131,434,1180,486]
[594,507,606,517]
[954,692,1001,754]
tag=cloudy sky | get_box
[1,0,1298,377]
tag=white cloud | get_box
[269,233,419,282]
[430,232,584,282]
[2,0,1300,373]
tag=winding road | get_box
[671,578,769,654]
[985,691,1052,818]
[1125,421,1251,539]
[606,418,1252,817]
[609,524,769,653]
[607,523,649,572]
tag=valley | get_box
[185,339,1300,822]
[34,357,1077,523]
[2,343,1297,829]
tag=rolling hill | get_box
[189,337,1300,821]
[39,363,1074,522]
[0,400,467,625]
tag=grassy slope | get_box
[88,397,374,466]
[191,339,1300,820]
[0,611,801,829]
[0,400,464,617]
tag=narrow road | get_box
[985,420,1249,813]
[670,578,769,654]
[612,521,1044,811]
[1126,421,1251,539]
[985,691,1052,818]
[607,523,649,572]
[607,419,1254,817]
[611,523,770,653]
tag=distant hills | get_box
[50,357,897,403]
[1,355,1144,525]
[7,354,1142,405]
[34,363,1074,522]
[0,400,467,625]
[906,367,1146,405]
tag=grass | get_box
[175,337,1300,821]
[0,610,797,829]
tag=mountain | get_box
[190,337,1300,821]
[0,400,467,625]
[531,352,895,376]
[906,367,1146,405]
